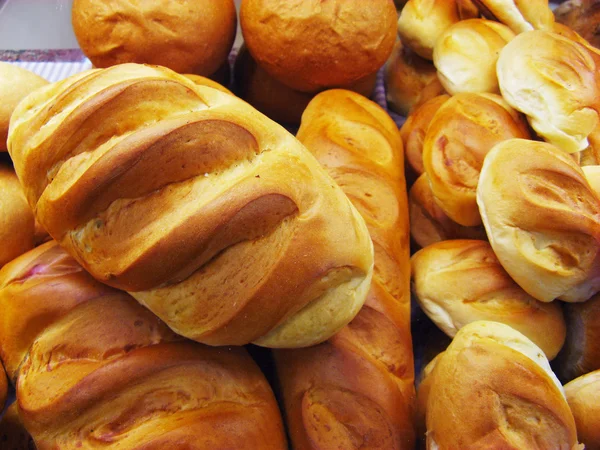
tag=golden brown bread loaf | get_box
[433,19,515,94]
[240,0,397,93]
[275,90,416,449]
[422,92,530,226]
[71,0,237,76]
[477,138,600,303]
[411,239,566,359]
[0,166,36,268]
[0,403,36,450]
[555,0,600,49]
[554,293,600,382]
[473,0,555,33]
[497,30,600,154]
[565,370,600,450]
[0,63,47,152]
[384,40,445,117]
[7,63,374,348]
[0,241,287,449]
[426,321,580,449]
[408,173,487,248]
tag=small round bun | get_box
[72,0,237,76]
[475,0,555,33]
[240,0,396,93]
[411,239,566,359]
[384,40,445,116]
[426,321,578,450]
[0,62,47,151]
[433,19,515,95]
[477,138,600,303]
[565,370,600,450]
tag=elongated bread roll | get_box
[7,64,374,348]
[473,0,554,33]
[0,242,287,449]
[565,370,600,450]
[276,89,415,449]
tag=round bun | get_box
[565,370,600,450]
[422,92,530,226]
[0,166,35,268]
[475,0,555,33]
[0,62,47,152]
[384,39,445,116]
[411,239,566,359]
[433,19,515,95]
[426,321,578,449]
[477,138,600,303]
[240,0,397,93]
[71,0,237,76]
[498,30,600,154]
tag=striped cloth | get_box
[8,59,92,82]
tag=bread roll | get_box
[416,352,443,445]
[183,74,233,96]
[384,40,445,117]
[400,94,450,176]
[497,30,600,154]
[554,293,600,382]
[71,0,237,76]
[477,138,600,302]
[565,370,600,450]
[412,239,566,359]
[426,321,579,449]
[0,241,287,449]
[7,64,374,348]
[0,166,35,268]
[473,0,555,33]
[433,19,515,95]
[276,90,416,449]
[0,403,36,450]
[408,173,487,248]
[0,63,47,152]
[422,92,530,226]
[397,0,464,60]
[240,0,396,93]
[555,0,600,49]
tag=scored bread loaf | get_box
[565,370,600,450]
[275,90,415,449]
[0,241,287,449]
[426,321,580,449]
[7,63,374,348]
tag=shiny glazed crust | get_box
[565,370,600,450]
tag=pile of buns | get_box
[1,0,600,448]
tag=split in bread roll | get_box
[0,166,35,268]
[183,73,234,96]
[555,0,600,50]
[0,62,48,152]
[472,0,555,33]
[240,0,397,93]
[397,0,479,60]
[422,92,531,226]
[411,239,566,359]
[565,370,600,450]
[497,30,600,154]
[276,89,416,449]
[0,403,36,450]
[400,94,450,176]
[554,292,600,382]
[408,173,487,248]
[477,138,600,302]
[433,19,515,95]
[0,242,288,449]
[7,63,374,348]
[71,0,237,76]
[426,321,579,449]
[384,39,445,117]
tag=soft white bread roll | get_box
[397,0,478,60]
[400,94,450,176]
[7,64,374,348]
[565,370,600,450]
[477,138,600,303]
[385,40,445,116]
[426,321,579,449]
[422,92,530,226]
[0,62,47,152]
[473,0,554,33]
[408,173,487,248]
[497,30,600,154]
[433,19,515,95]
[411,239,566,359]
